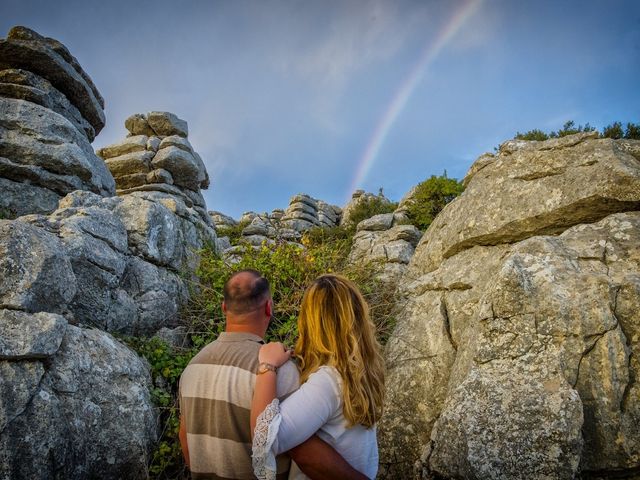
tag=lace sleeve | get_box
[252,398,282,480]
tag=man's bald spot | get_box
[223,270,271,315]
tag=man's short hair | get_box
[223,269,271,314]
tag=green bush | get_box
[215,219,249,246]
[405,174,464,231]
[515,120,640,141]
[131,232,399,478]
[625,122,640,139]
[602,121,624,139]
[346,196,397,230]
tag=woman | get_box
[250,274,385,480]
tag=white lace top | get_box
[252,366,378,480]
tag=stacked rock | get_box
[280,193,342,231]
[348,212,422,284]
[97,112,211,226]
[209,210,238,229]
[0,26,115,217]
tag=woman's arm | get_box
[250,342,292,435]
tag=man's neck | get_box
[225,322,265,338]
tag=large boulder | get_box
[378,135,640,479]
[411,133,640,274]
[0,26,105,133]
[0,324,157,479]
[0,219,76,313]
[0,26,114,217]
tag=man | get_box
[179,269,366,479]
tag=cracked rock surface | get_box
[378,134,640,479]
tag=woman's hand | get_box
[259,342,292,367]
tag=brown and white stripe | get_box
[179,332,299,480]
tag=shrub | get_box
[514,128,549,141]
[602,121,624,139]
[405,174,464,231]
[215,219,249,246]
[625,122,640,139]
[515,120,640,142]
[131,233,399,478]
[550,120,595,138]
[346,196,397,230]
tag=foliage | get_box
[405,173,464,231]
[513,128,549,141]
[0,207,15,220]
[515,120,640,141]
[131,229,399,478]
[346,195,398,230]
[215,219,249,245]
[624,122,640,139]
[602,121,624,139]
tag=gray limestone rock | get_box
[0,68,95,140]
[349,224,421,284]
[210,210,238,228]
[146,168,174,185]
[0,325,157,479]
[0,98,115,197]
[0,177,60,217]
[425,361,584,480]
[0,310,67,359]
[410,134,640,274]
[0,26,105,133]
[146,136,161,152]
[0,219,76,313]
[151,145,206,190]
[114,195,182,270]
[97,135,148,160]
[125,113,156,137]
[147,111,188,137]
[105,150,154,177]
[379,207,640,479]
[121,257,188,335]
[356,212,394,232]
[159,134,193,152]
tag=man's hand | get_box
[287,435,368,480]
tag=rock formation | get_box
[0,26,217,479]
[348,213,421,284]
[0,26,115,218]
[97,111,211,227]
[340,189,392,227]
[212,194,342,254]
[378,133,640,479]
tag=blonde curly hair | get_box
[295,274,385,428]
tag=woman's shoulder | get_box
[307,365,342,395]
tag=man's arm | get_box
[178,415,190,469]
[287,435,368,480]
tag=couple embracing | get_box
[179,269,385,479]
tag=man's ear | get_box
[222,301,227,314]
[265,299,272,318]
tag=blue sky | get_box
[2,0,639,218]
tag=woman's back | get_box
[282,367,378,479]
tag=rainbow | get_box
[346,0,483,200]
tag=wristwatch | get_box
[257,362,278,375]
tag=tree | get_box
[625,122,640,139]
[602,122,624,139]
[406,174,464,231]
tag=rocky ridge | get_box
[0,26,216,479]
[0,26,114,218]
[378,133,640,479]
